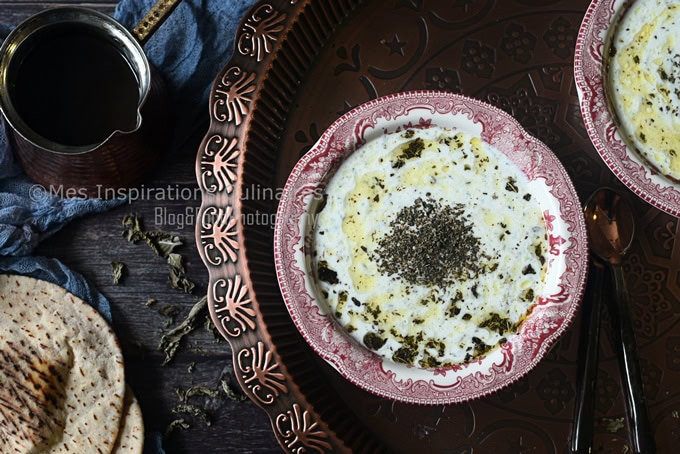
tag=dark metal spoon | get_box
[570,238,606,453]
[576,188,655,454]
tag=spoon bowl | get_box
[584,189,635,265]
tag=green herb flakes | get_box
[121,214,196,293]
[158,296,208,366]
[111,261,125,285]
[163,419,190,439]
[171,404,211,426]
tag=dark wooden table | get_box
[1,1,282,452]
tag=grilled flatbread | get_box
[0,274,125,453]
[112,386,144,454]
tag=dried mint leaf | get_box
[168,253,195,293]
[163,419,190,439]
[176,385,219,402]
[204,316,222,342]
[602,417,625,433]
[220,379,246,401]
[158,296,208,366]
[171,404,211,426]
[363,332,387,350]
[122,214,195,293]
[122,214,181,257]
[111,261,125,285]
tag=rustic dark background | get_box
[1,0,282,452]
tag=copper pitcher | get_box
[0,1,182,197]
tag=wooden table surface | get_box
[1,1,282,452]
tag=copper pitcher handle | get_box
[132,0,183,45]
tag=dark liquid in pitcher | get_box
[9,24,140,147]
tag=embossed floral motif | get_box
[665,336,680,371]
[238,4,286,62]
[461,40,495,78]
[595,368,619,413]
[536,368,574,414]
[213,275,257,337]
[213,66,256,125]
[653,219,678,252]
[425,67,461,92]
[493,376,531,402]
[201,206,239,265]
[201,135,240,194]
[237,342,288,405]
[485,83,562,147]
[624,253,671,338]
[565,156,596,183]
[275,403,332,453]
[500,23,536,63]
[335,44,361,75]
[294,123,321,157]
[544,17,576,59]
[641,358,662,400]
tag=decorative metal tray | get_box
[195,0,680,451]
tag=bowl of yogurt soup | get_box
[575,0,680,216]
[274,91,588,404]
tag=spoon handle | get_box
[608,266,656,454]
[571,264,605,454]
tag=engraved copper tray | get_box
[195,0,680,451]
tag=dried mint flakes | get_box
[111,260,125,285]
[158,295,208,366]
[121,213,195,293]
[374,197,488,288]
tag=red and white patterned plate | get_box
[574,0,680,217]
[274,91,588,405]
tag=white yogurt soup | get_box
[608,0,680,181]
[311,125,549,369]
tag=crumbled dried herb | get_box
[317,261,339,284]
[374,198,488,287]
[479,313,515,335]
[601,417,625,433]
[220,379,247,401]
[176,385,219,402]
[167,253,195,293]
[163,419,190,439]
[392,138,425,168]
[158,296,208,366]
[393,346,417,365]
[204,315,222,342]
[522,264,536,275]
[505,177,519,192]
[472,336,492,357]
[111,261,125,285]
[363,332,387,350]
[122,214,195,293]
[419,353,441,369]
[171,404,211,426]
